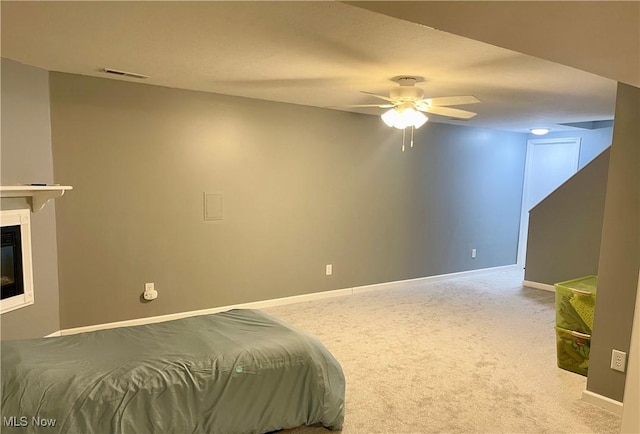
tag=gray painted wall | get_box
[49,72,527,329]
[524,149,609,285]
[587,83,640,402]
[0,58,61,339]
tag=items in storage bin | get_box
[556,326,590,376]
[555,275,597,334]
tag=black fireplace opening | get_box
[1,225,24,300]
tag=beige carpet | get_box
[264,269,621,434]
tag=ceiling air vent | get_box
[99,68,149,79]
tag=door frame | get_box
[517,137,581,267]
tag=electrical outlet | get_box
[325,264,332,276]
[611,349,627,372]
[471,248,477,259]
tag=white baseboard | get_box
[582,390,624,416]
[57,287,353,336]
[53,264,518,337]
[353,264,519,294]
[523,280,555,292]
[44,330,61,338]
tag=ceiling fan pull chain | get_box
[410,126,415,148]
[402,128,406,152]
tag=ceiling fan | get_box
[344,76,480,151]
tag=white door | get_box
[517,137,581,266]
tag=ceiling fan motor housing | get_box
[390,77,425,101]
[390,85,424,102]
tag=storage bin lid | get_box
[555,275,597,295]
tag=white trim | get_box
[522,280,556,292]
[54,264,518,336]
[582,390,624,416]
[353,264,519,294]
[58,287,354,336]
[44,331,61,338]
[621,270,640,432]
[0,185,73,213]
[1,209,35,314]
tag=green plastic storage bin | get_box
[556,326,591,376]
[555,275,597,334]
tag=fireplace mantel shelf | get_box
[0,185,73,212]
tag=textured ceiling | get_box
[350,1,640,88]
[0,1,618,133]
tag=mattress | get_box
[1,309,345,434]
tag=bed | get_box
[1,309,345,434]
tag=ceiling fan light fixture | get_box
[381,108,402,128]
[411,110,428,129]
[530,128,550,136]
[381,107,428,129]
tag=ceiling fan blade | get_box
[341,104,395,108]
[425,95,480,107]
[420,105,478,119]
[361,91,396,103]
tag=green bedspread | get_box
[1,309,345,434]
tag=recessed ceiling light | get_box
[530,128,550,136]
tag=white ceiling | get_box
[0,1,618,133]
[350,1,640,89]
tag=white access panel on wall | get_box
[204,193,223,221]
[517,137,581,266]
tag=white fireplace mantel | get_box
[0,185,73,213]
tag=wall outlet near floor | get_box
[611,349,626,372]
[325,264,332,276]
[471,248,477,259]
